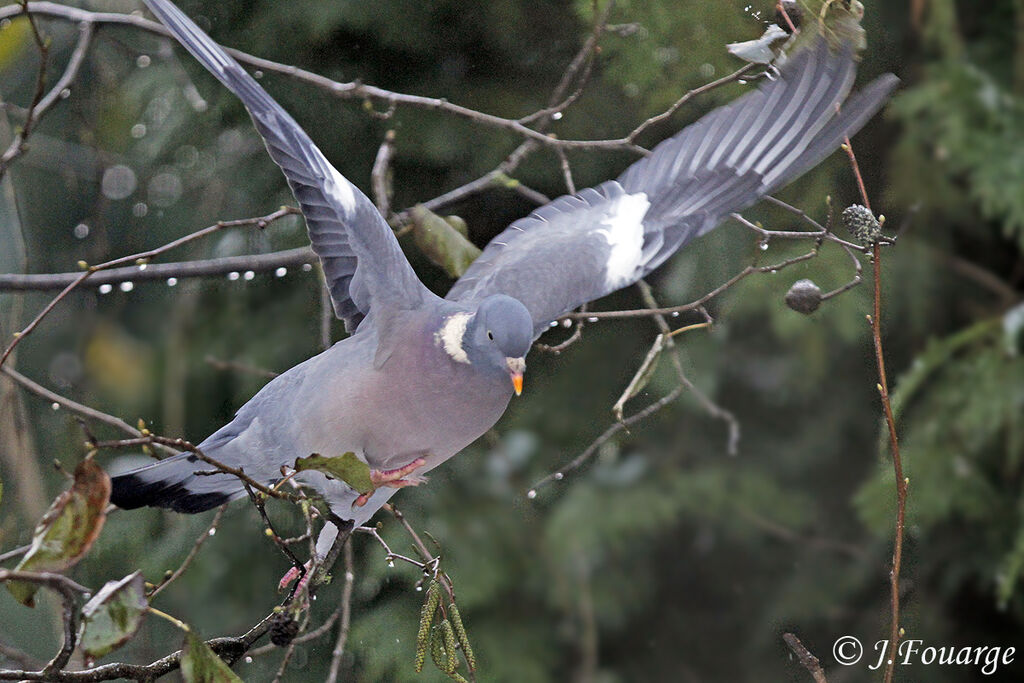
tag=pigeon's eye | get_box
[487,330,494,341]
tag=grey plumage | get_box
[113,0,897,557]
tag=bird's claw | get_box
[352,457,427,507]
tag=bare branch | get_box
[782,633,828,683]
[0,246,314,292]
[0,207,300,367]
[148,505,228,600]
[324,539,355,683]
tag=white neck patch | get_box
[435,312,473,364]
[597,192,649,289]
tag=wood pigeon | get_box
[112,0,899,558]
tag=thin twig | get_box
[0,610,279,681]
[0,207,299,367]
[0,570,89,676]
[148,505,228,600]
[636,281,741,454]
[531,384,686,492]
[324,539,355,683]
[8,3,647,154]
[783,633,828,683]
[563,248,820,321]
[625,63,759,142]
[842,136,906,683]
[0,2,50,181]
[0,366,141,437]
[0,246,313,292]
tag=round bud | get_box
[785,279,823,314]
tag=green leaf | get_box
[294,452,373,493]
[410,205,481,278]
[181,628,243,683]
[7,458,111,607]
[79,572,148,662]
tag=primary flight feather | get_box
[112,0,898,558]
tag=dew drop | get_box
[167,277,178,287]
[301,263,313,272]
[228,271,240,281]
[770,269,777,274]
[101,165,137,200]
[759,240,769,251]
[275,267,287,277]
[73,223,90,239]
[561,318,572,328]
[527,489,537,499]
[136,54,151,68]
[387,560,395,568]
[99,283,113,294]
[587,316,598,323]
[132,202,149,217]
[119,281,134,292]
[254,70,264,79]
[138,263,148,271]
[554,472,564,480]
[60,88,71,99]
[243,270,255,281]
[131,123,147,139]
[671,311,680,317]
[244,657,253,664]
[738,79,747,85]
[551,111,563,120]
[549,321,558,328]
[415,585,423,592]
[208,528,216,536]
[51,402,60,411]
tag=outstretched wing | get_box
[446,37,899,336]
[144,0,429,332]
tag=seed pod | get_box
[785,279,823,314]
[269,611,299,647]
[841,204,882,244]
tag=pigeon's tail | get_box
[110,452,244,513]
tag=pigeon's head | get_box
[467,295,533,396]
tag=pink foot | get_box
[278,560,312,592]
[353,457,427,508]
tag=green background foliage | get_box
[1,0,1023,680]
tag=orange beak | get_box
[510,372,524,396]
[506,357,526,396]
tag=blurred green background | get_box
[1,0,1023,680]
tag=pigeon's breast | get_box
[359,320,513,472]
